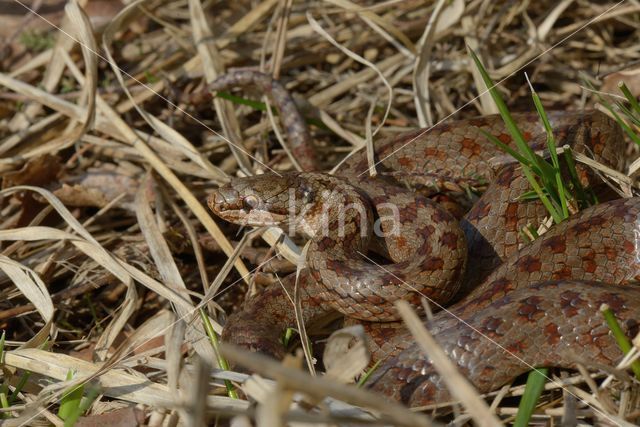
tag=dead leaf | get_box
[54,183,110,208]
[74,406,145,427]
[61,165,141,210]
[2,154,61,189]
[601,62,640,97]
[0,0,125,39]
[323,325,370,384]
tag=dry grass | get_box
[0,0,639,425]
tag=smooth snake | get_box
[206,71,640,407]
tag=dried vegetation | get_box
[0,0,639,425]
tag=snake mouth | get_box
[207,191,288,226]
[215,209,288,226]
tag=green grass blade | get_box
[527,79,557,168]
[601,304,640,379]
[516,190,551,202]
[604,102,640,146]
[529,86,569,218]
[478,130,536,171]
[9,327,48,404]
[619,82,640,116]
[615,101,640,127]
[216,91,272,112]
[469,50,528,153]
[470,48,571,223]
[469,49,555,178]
[561,147,596,207]
[520,165,563,224]
[514,368,548,427]
[0,393,7,419]
[63,385,101,427]
[518,226,537,243]
[283,327,298,347]
[357,359,382,387]
[58,371,83,421]
[8,371,31,404]
[584,79,640,147]
[199,309,238,399]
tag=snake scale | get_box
[206,71,640,407]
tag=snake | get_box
[205,70,640,407]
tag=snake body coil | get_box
[207,71,638,406]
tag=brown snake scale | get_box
[206,71,640,407]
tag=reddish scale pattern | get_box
[207,71,635,408]
[542,235,566,253]
[543,323,561,345]
[439,231,460,249]
[552,266,573,280]
[517,255,541,273]
[393,235,408,251]
[505,339,528,353]
[370,282,640,406]
[369,198,640,405]
[460,138,482,156]
[517,295,545,321]
[498,133,511,144]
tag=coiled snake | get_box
[206,71,640,406]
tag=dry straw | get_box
[0,0,638,425]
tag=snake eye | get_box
[243,195,259,210]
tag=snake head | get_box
[207,173,318,228]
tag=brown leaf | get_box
[74,406,146,427]
[2,154,61,189]
[0,0,124,39]
[53,183,110,208]
[61,165,141,210]
[601,62,640,98]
